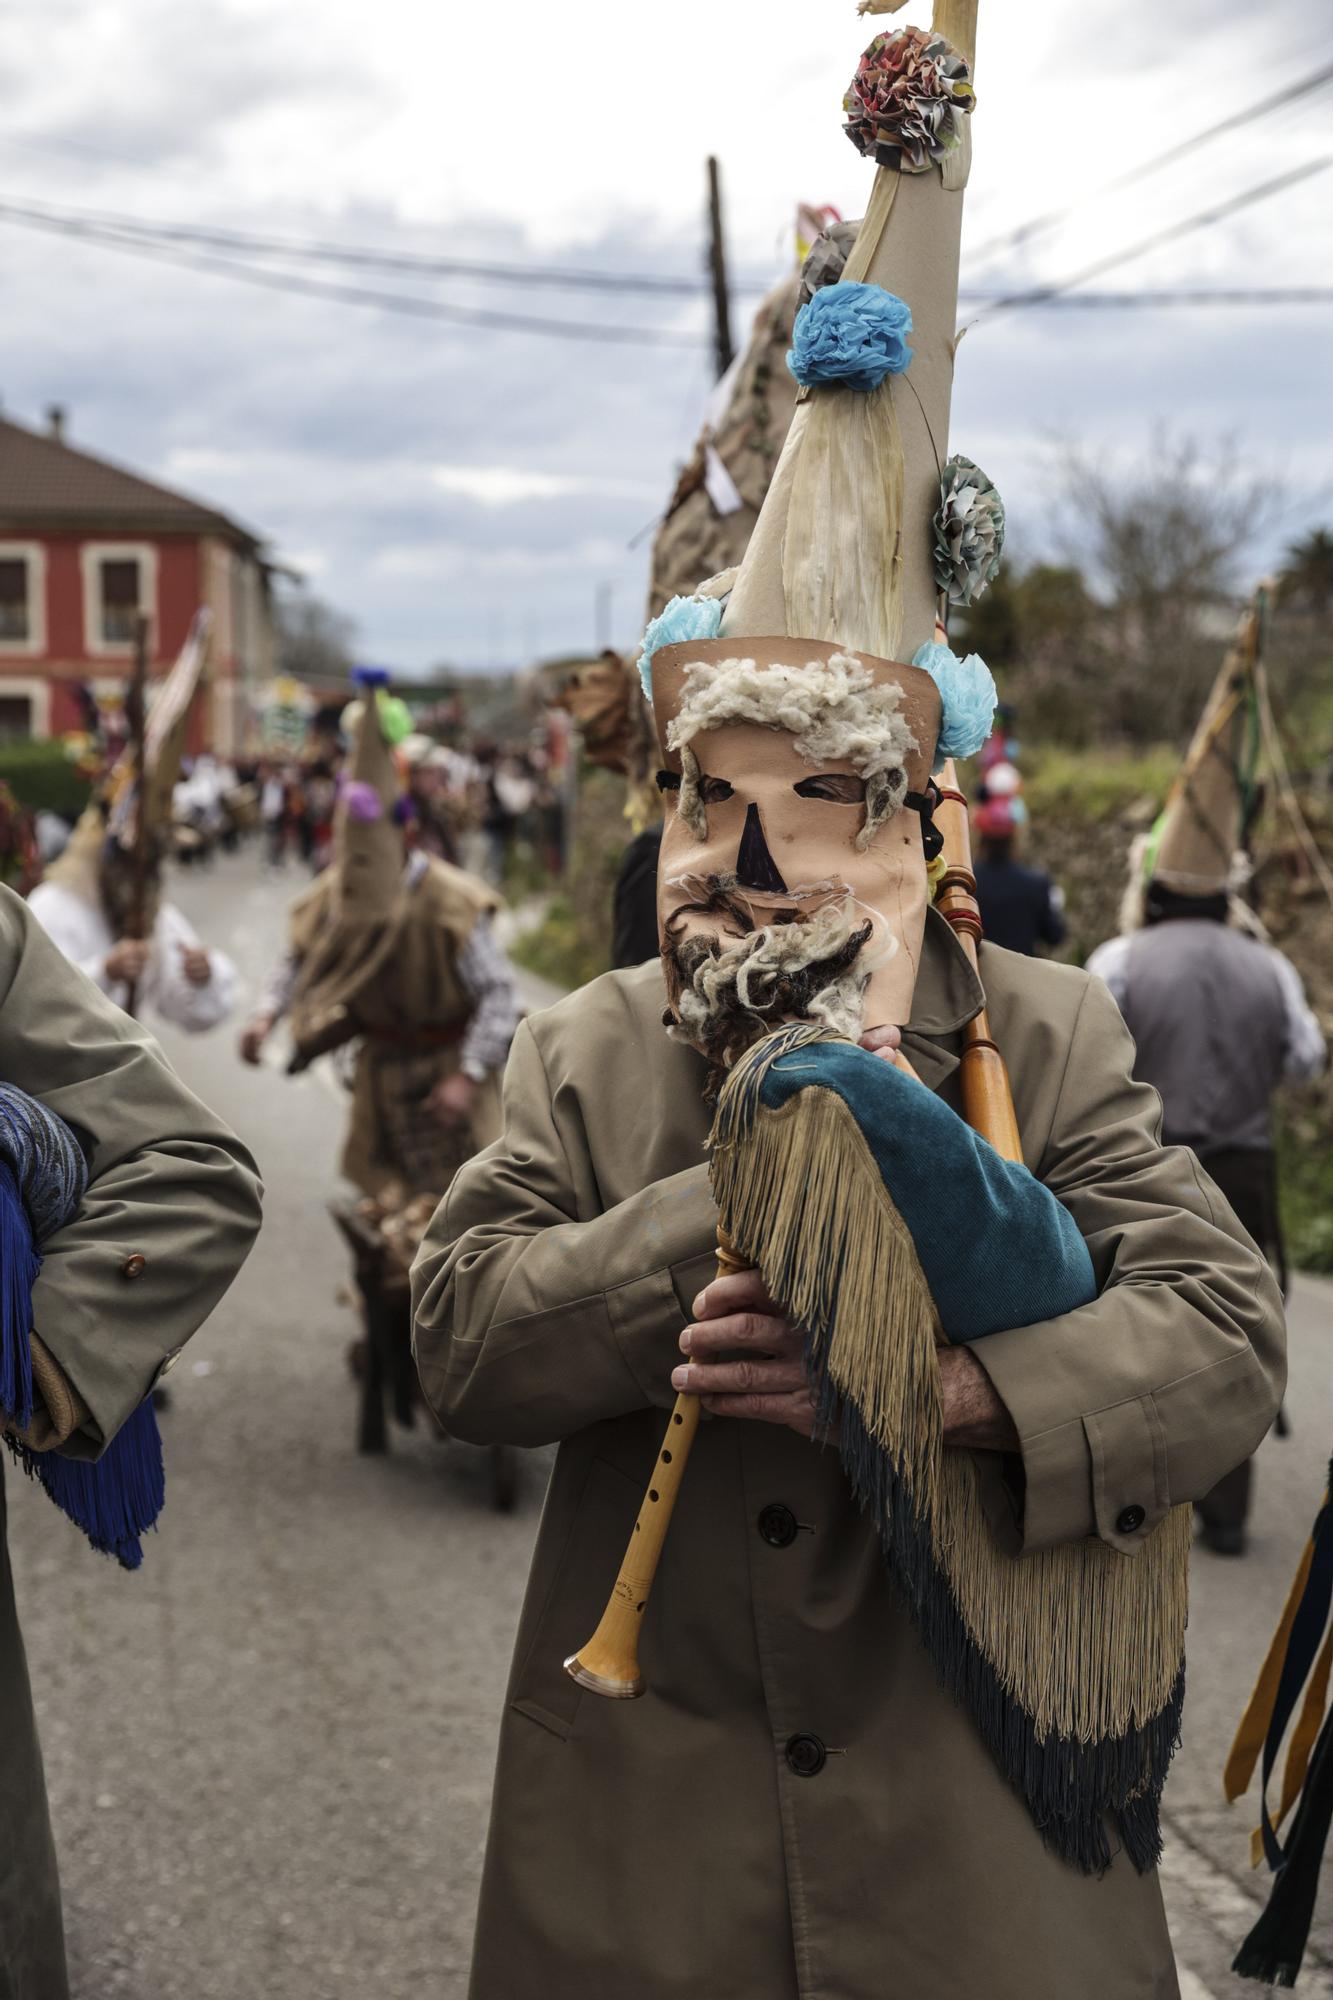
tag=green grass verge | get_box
[509,894,610,993]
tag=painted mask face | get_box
[651,638,941,1070]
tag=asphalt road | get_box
[9,851,1333,1999]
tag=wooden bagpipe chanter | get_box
[566,767,1192,1876]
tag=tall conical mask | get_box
[335,667,409,920]
[1149,595,1264,900]
[645,0,1003,1066]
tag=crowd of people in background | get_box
[251,736,562,888]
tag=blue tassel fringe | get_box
[0,1084,165,1569]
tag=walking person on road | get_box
[1089,603,1326,1555]
[239,670,519,1198]
[1089,885,1323,1553]
[29,813,237,1033]
[0,887,262,1997]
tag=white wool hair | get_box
[669,896,884,1047]
[667,651,917,780]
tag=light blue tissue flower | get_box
[635,593,724,700]
[787,282,913,394]
[912,640,997,763]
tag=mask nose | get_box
[735,802,788,894]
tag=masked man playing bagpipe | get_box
[411,14,1285,1997]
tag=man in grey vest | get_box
[1089,593,1326,1556]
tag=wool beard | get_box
[661,877,877,1077]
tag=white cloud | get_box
[0,0,1327,669]
[429,466,658,507]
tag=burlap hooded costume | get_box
[285,671,501,1196]
[412,10,1285,1994]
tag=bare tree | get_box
[273,589,357,684]
[1051,432,1279,741]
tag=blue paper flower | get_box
[787,283,913,394]
[636,593,724,700]
[912,640,997,763]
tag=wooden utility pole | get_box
[124,611,152,1018]
[706,155,734,381]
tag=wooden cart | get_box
[329,1198,517,1512]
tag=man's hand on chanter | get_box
[673,1269,1018,1450]
[672,1268,822,1438]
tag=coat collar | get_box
[899,908,985,1091]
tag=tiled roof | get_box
[0,414,263,548]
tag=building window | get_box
[80,542,157,656]
[0,560,28,642]
[0,544,44,655]
[0,695,33,742]
[99,557,142,644]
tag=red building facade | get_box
[0,409,277,751]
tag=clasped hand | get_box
[671,1273,1016,1449]
[668,1025,1018,1450]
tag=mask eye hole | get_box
[655,769,681,794]
[698,775,734,806]
[793,773,867,805]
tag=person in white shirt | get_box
[28,809,236,1034]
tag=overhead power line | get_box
[0,193,772,297]
[2,187,1331,345]
[0,200,706,345]
[973,155,1333,320]
[962,289,1333,307]
[968,58,1333,271]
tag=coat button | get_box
[785,1733,826,1778]
[121,1253,148,1280]
[1116,1504,1146,1534]
[758,1504,798,1549]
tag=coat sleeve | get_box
[411,1017,718,1447]
[0,888,263,1456]
[972,975,1286,1557]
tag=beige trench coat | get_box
[412,911,1286,2000]
[0,886,263,1999]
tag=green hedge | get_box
[0,742,93,820]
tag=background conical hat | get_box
[1152,602,1261,896]
[335,678,406,921]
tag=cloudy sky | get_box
[2,0,1329,672]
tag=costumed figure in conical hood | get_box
[29,610,238,1031]
[412,12,1286,1993]
[1090,588,1325,1556]
[643,0,998,1063]
[240,667,520,1200]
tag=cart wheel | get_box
[490,1444,518,1514]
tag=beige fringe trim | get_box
[711,1083,1190,1745]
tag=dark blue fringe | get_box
[14,1398,164,1571]
[827,1379,1182,1876]
[0,1083,164,1569]
[0,1165,38,1430]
